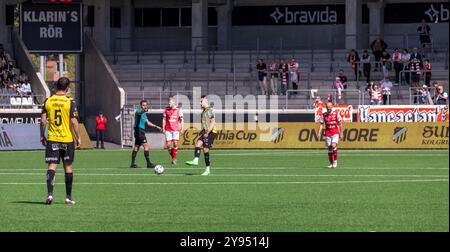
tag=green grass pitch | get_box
[0,149,448,232]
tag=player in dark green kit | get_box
[130,100,163,168]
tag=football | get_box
[154,165,165,175]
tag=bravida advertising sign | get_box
[358,105,448,123]
[20,2,83,53]
[232,5,345,26]
[384,2,449,23]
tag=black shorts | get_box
[199,131,217,148]
[45,141,75,164]
[134,128,148,146]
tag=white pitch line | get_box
[0,167,448,171]
[0,173,448,178]
[0,179,447,186]
[215,154,449,157]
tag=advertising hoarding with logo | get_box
[20,2,83,53]
[0,124,44,150]
[179,123,449,149]
[232,5,345,26]
[358,105,448,123]
[315,105,353,123]
[384,2,449,23]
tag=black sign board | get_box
[20,3,83,53]
[232,5,345,26]
[384,2,449,23]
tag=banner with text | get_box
[358,105,448,122]
[0,124,44,150]
[179,123,449,149]
[232,5,345,26]
[20,3,83,53]
[315,105,353,122]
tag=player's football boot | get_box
[46,195,53,205]
[65,198,76,205]
[327,164,334,169]
[130,164,138,168]
[201,170,210,176]
[332,161,337,168]
[172,159,177,165]
[185,160,199,166]
[147,162,156,169]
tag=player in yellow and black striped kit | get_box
[40,77,81,205]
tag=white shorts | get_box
[165,131,180,141]
[325,134,339,146]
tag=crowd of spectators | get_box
[342,21,447,106]
[256,57,300,96]
[1,45,32,98]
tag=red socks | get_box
[328,150,334,164]
[333,148,338,161]
[171,148,178,161]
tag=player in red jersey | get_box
[162,97,184,165]
[318,102,343,168]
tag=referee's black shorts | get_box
[45,141,75,164]
[134,128,148,146]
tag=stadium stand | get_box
[104,47,449,109]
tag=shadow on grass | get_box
[11,201,62,205]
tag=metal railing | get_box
[283,89,363,109]
[409,87,437,105]
[0,93,44,109]
[399,69,450,86]
[124,90,193,109]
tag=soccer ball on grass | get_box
[154,165,165,175]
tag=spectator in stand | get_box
[337,69,348,89]
[380,50,391,79]
[289,58,299,95]
[435,85,448,105]
[381,78,393,105]
[256,59,268,95]
[278,58,289,96]
[18,81,32,97]
[417,85,431,104]
[370,84,382,105]
[333,77,344,104]
[410,47,423,64]
[409,48,422,87]
[401,49,411,85]
[95,112,107,149]
[361,50,371,84]
[392,48,402,85]
[423,59,432,87]
[347,49,360,81]
[313,96,325,109]
[268,59,278,95]
[370,34,388,71]
[417,19,432,54]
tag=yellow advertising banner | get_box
[179,122,449,149]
